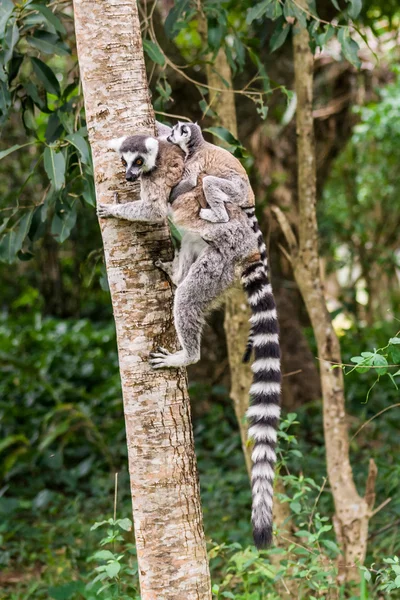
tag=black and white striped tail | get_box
[242,207,269,364]
[241,259,281,548]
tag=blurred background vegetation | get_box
[0,0,400,598]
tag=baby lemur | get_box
[98,133,281,549]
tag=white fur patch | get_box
[121,151,138,169]
[249,309,277,324]
[251,358,281,373]
[108,136,127,152]
[144,138,159,171]
[250,382,281,396]
[247,284,273,305]
[252,462,275,480]
[247,403,281,420]
[252,333,279,347]
[248,424,277,444]
[251,444,277,463]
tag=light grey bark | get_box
[73,1,211,598]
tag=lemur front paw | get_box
[97,204,115,219]
[149,347,188,369]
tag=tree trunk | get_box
[201,37,253,477]
[273,17,377,584]
[73,1,211,598]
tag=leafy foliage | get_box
[0,0,93,264]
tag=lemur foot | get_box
[149,347,195,369]
[199,208,229,223]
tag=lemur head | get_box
[108,135,159,182]
[167,122,204,157]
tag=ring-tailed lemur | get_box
[162,121,268,361]
[98,133,281,548]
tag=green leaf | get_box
[246,0,274,24]
[105,561,121,578]
[0,80,11,117]
[48,582,84,600]
[270,19,291,52]
[93,550,115,561]
[0,231,17,264]
[14,209,34,253]
[290,501,301,514]
[164,0,190,38]
[321,539,340,554]
[0,143,34,161]
[203,126,243,147]
[289,0,308,27]
[347,0,362,19]
[66,132,91,165]
[142,40,165,66]
[51,204,77,243]
[29,4,66,34]
[0,0,14,38]
[372,354,388,376]
[0,434,29,454]
[330,0,340,9]
[27,31,70,56]
[25,82,48,112]
[44,147,65,191]
[198,99,217,118]
[3,20,20,65]
[264,1,283,20]
[116,517,132,531]
[389,337,400,345]
[31,57,61,97]
[338,27,361,69]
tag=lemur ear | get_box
[145,137,159,153]
[108,136,127,153]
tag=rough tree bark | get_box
[73,1,211,598]
[272,17,377,584]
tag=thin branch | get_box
[350,403,400,441]
[154,110,192,122]
[368,519,400,540]
[271,205,298,255]
[308,477,327,531]
[371,497,391,518]
[364,459,377,511]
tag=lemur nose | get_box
[126,174,136,182]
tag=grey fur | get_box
[99,133,281,549]
[167,121,252,223]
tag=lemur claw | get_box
[149,347,188,369]
[97,204,113,218]
[114,192,120,204]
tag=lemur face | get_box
[108,135,159,182]
[167,122,191,152]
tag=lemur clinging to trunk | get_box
[98,133,281,549]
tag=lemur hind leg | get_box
[149,245,235,369]
[200,175,248,223]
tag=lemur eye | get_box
[121,158,127,167]
[136,158,143,166]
